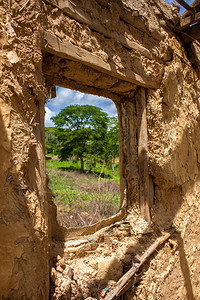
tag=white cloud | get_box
[75,92,85,102]
[45,107,56,127]
[45,87,117,127]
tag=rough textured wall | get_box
[141,39,200,299]
[0,0,50,298]
[42,0,200,297]
[42,0,179,213]
[1,0,200,298]
[42,0,177,89]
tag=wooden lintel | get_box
[182,0,200,19]
[182,22,200,43]
[43,32,160,89]
[43,0,164,63]
[179,11,200,29]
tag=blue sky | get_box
[165,0,194,14]
[45,1,194,127]
[45,87,117,127]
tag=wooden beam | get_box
[43,0,164,62]
[179,0,200,30]
[179,11,200,29]
[43,32,160,89]
[182,0,200,19]
[182,22,200,43]
[44,0,147,32]
[47,85,56,99]
[176,0,195,12]
[104,231,173,300]
[136,87,151,223]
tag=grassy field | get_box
[46,159,120,227]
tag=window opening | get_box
[45,87,120,227]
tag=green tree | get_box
[45,127,58,155]
[51,105,109,172]
[104,116,119,175]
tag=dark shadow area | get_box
[58,166,115,179]
[118,229,195,299]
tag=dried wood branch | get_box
[104,230,174,300]
[19,0,30,12]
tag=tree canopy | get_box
[104,116,119,174]
[51,105,110,172]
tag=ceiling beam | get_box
[179,11,200,29]
[178,0,200,30]
[176,0,195,12]
[43,0,164,62]
[182,0,200,19]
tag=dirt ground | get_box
[50,206,196,300]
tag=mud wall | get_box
[0,0,200,299]
[143,40,200,299]
[41,0,179,216]
[0,1,50,298]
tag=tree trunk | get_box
[112,159,115,175]
[80,157,84,173]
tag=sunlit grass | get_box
[46,159,120,182]
[46,159,120,227]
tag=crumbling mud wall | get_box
[41,0,178,221]
[143,40,200,299]
[0,1,50,298]
[1,0,200,299]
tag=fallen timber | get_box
[104,230,175,300]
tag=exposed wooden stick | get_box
[19,0,30,12]
[104,231,174,300]
[78,213,87,226]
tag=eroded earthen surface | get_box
[1,0,200,299]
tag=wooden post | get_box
[136,87,151,223]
